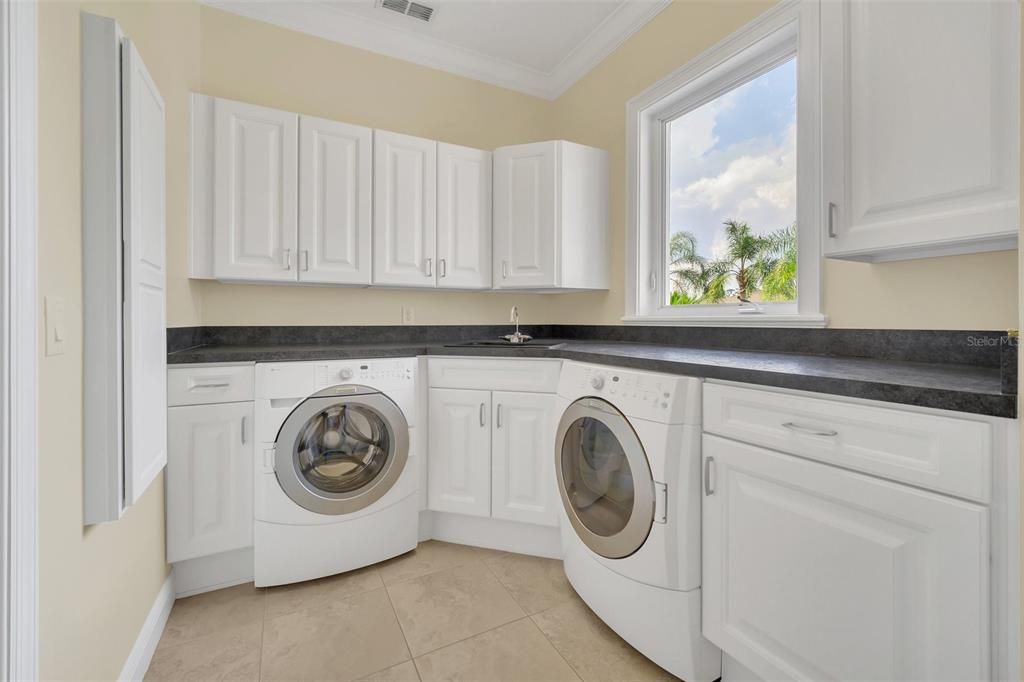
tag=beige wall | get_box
[37,1,199,678]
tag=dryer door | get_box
[275,385,409,515]
[556,397,654,559]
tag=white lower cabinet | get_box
[427,388,492,517]
[426,363,559,527]
[491,392,558,526]
[167,401,254,563]
[702,434,990,682]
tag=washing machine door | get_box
[556,397,654,559]
[274,385,409,515]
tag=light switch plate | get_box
[45,295,66,356]
[401,306,415,325]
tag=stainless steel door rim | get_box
[555,397,655,559]
[275,385,409,516]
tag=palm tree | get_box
[759,224,797,301]
[707,220,796,302]
[668,231,725,304]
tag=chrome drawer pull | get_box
[782,422,839,437]
[191,382,230,389]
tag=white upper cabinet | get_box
[822,0,1019,261]
[493,141,609,290]
[213,98,299,281]
[702,435,990,682]
[437,143,492,289]
[298,116,373,285]
[373,130,438,287]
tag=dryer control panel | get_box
[316,358,415,387]
[557,362,702,425]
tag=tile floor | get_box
[146,540,678,682]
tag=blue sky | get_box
[668,58,797,260]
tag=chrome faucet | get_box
[503,306,533,344]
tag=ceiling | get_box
[201,0,672,99]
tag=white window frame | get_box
[625,0,824,327]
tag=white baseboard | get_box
[119,575,174,682]
[422,511,563,559]
[172,547,254,598]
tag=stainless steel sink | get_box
[442,339,563,349]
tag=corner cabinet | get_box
[426,359,561,527]
[822,0,1019,261]
[493,141,609,290]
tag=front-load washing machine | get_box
[254,358,419,587]
[554,361,721,681]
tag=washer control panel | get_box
[316,358,415,386]
[558,362,702,425]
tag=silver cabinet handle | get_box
[496,404,502,428]
[190,382,230,390]
[241,416,247,444]
[302,250,310,271]
[425,257,433,277]
[827,202,838,238]
[782,422,839,437]
[282,248,291,270]
[479,402,486,427]
[439,258,447,278]
[704,456,715,496]
[501,261,509,279]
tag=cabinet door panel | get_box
[491,392,558,526]
[493,142,557,288]
[167,403,254,563]
[822,0,1018,259]
[122,38,167,506]
[427,388,491,517]
[213,98,298,281]
[373,131,437,287]
[298,116,372,285]
[702,435,989,682]
[437,143,491,289]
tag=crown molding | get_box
[201,0,670,100]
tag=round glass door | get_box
[295,403,391,495]
[275,387,409,516]
[556,398,654,559]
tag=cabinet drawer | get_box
[703,383,992,502]
[168,364,255,406]
[428,358,560,392]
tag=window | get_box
[626,0,823,326]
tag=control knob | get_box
[339,368,354,381]
[590,375,605,390]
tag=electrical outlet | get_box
[401,306,415,325]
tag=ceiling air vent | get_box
[377,0,436,23]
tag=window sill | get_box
[621,313,828,328]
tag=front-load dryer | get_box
[254,358,419,587]
[554,361,721,681]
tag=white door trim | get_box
[0,0,39,679]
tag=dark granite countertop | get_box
[167,338,1015,418]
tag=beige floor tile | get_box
[377,541,483,585]
[160,583,266,649]
[531,600,678,682]
[482,552,576,615]
[386,562,525,656]
[266,565,384,618]
[261,587,410,682]
[357,660,421,682]
[144,621,262,681]
[415,618,580,682]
